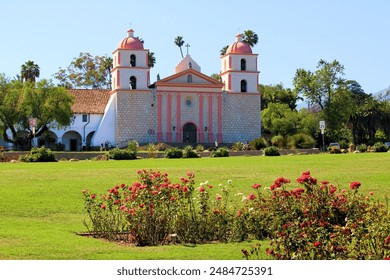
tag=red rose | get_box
[101,204,106,210]
[199,187,205,192]
[313,241,321,247]
[350,181,361,190]
[247,194,256,200]
[252,183,261,189]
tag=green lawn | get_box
[0,153,389,259]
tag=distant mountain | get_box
[374,85,390,100]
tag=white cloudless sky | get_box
[1,0,389,94]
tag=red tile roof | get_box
[67,89,111,114]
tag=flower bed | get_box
[82,170,390,259]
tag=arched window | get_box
[241,80,247,92]
[130,76,137,89]
[187,74,192,83]
[241,59,246,71]
[130,54,136,67]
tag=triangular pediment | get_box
[155,68,224,88]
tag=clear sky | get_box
[1,0,389,94]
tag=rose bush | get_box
[82,170,390,259]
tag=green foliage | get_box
[107,148,136,160]
[195,144,205,152]
[241,30,259,47]
[211,147,229,157]
[372,142,388,153]
[20,60,40,83]
[259,83,300,111]
[246,171,390,260]
[250,137,269,150]
[0,76,74,148]
[164,147,183,159]
[127,141,138,155]
[287,133,316,149]
[357,144,367,153]
[183,145,199,158]
[263,146,280,156]
[271,135,286,148]
[231,142,245,151]
[54,52,112,89]
[261,103,299,136]
[20,146,57,162]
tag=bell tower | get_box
[111,29,150,91]
[220,34,259,94]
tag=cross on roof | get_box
[185,43,190,56]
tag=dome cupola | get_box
[225,34,252,54]
[118,29,144,50]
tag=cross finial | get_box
[185,43,190,56]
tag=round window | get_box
[185,99,192,106]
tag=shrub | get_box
[288,133,316,149]
[357,144,367,153]
[82,170,390,259]
[164,147,183,158]
[127,141,138,155]
[146,143,157,158]
[256,171,390,260]
[20,146,57,162]
[183,145,199,158]
[155,143,171,151]
[263,146,280,156]
[339,139,349,149]
[210,147,229,157]
[195,144,204,152]
[372,142,388,153]
[0,150,8,162]
[231,142,245,151]
[271,135,286,148]
[250,137,269,150]
[107,148,136,160]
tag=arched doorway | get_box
[182,123,197,144]
[62,130,82,151]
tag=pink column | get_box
[208,95,213,143]
[117,70,120,87]
[217,94,223,142]
[199,95,204,143]
[176,94,181,142]
[166,94,172,142]
[157,93,163,142]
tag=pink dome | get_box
[118,29,144,50]
[226,34,252,54]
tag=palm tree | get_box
[242,30,259,47]
[148,51,156,68]
[220,45,229,56]
[174,36,185,58]
[21,60,40,83]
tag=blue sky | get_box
[1,0,389,94]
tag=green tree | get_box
[259,83,301,110]
[54,52,112,89]
[242,30,259,47]
[261,103,299,136]
[174,36,185,58]
[210,73,220,81]
[293,59,345,110]
[220,45,229,56]
[0,76,73,148]
[148,51,156,68]
[21,60,40,83]
[293,59,355,142]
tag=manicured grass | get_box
[0,153,389,259]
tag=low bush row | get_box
[82,170,390,259]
